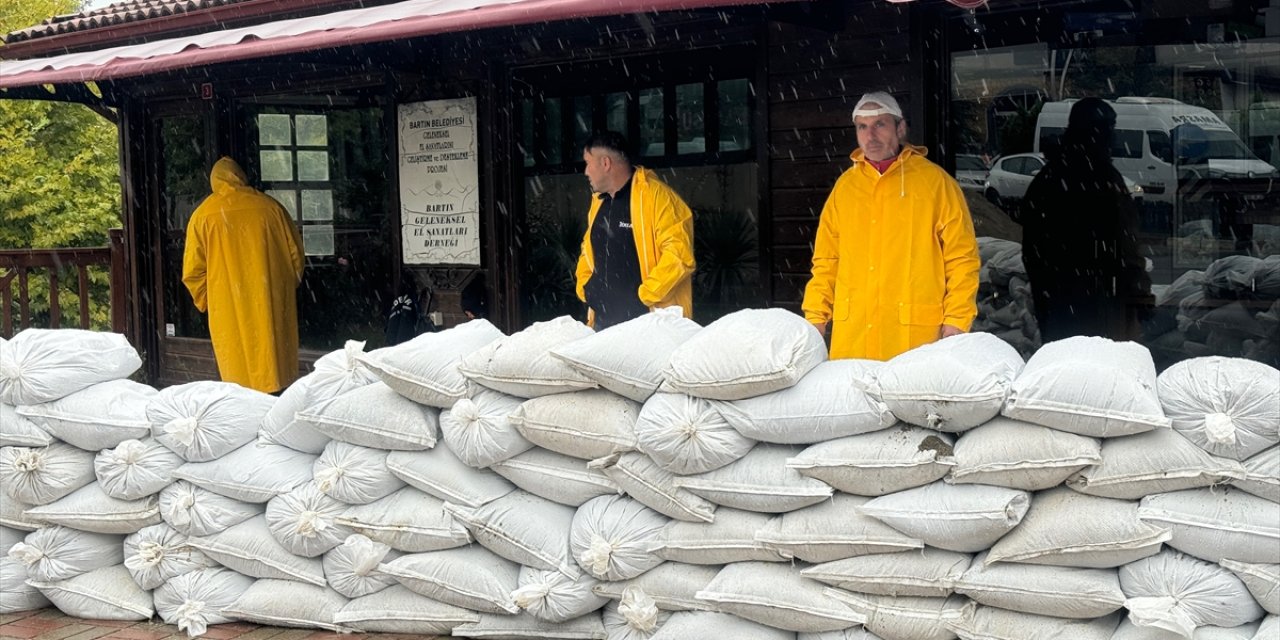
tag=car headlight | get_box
[1131,183,1143,194]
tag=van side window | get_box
[1039,127,1064,155]
[1148,130,1173,163]
[1112,130,1143,159]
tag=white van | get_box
[1035,97,1278,204]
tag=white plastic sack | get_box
[186,515,326,585]
[173,441,316,503]
[265,483,353,557]
[491,447,620,507]
[787,426,955,496]
[386,446,515,508]
[312,441,404,505]
[1237,446,1280,502]
[322,534,400,598]
[1121,550,1265,637]
[634,393,753,474]
[954,552,1124,619]
[755,493,923,563]
[0,403,52,447]
[153,567,254,638]
[440,388,533,468]
[1138,488,1280,564]
[1067,428,1245,500]
[589,451,715,523]
[445,490,577,574]
[662,308,827,401]
[591,562,720,611]
[948,417,1101,491]
[514,564,609,623]
[717,359,894,444]
[16,379,156,450]
[24,482,161,534]
[987,488,1170,568]
[295,381,439,450]
[1220,560,1280,615]
[28,564,153,620]
[453,611,608,639]
[649,611,793,640]
[458,316,598,398]
[333,584,479,635]
[259,340,380,454]
[510,389,641,460]
[1002,336,1170,437]
[859,483,1029,553]
[695,562,865,633]
[357,319,505,407]
[379,545,521,614]
[1112,619,1260,640]
[0,526,23,554]
[0,329,141,405]
[122,523,214,590]
[869,332,1023,432]
[801,548,972,599]
[602,594,672,640]
[675,444,833,513]
[1254,617,1278,640]
[95,438,184,500]
[7,525,122,582]
[947,607,1120,640]
[158,480,262,537]
[336,487,472,553]
[0,555,50,613]
[147,380,274,462]
[0,443,95,505]
[570,495,668,581]
[550,307,702,402]
[1158,357,1280,461]
[0,495,40,531]
[824,591,971,640]
[652,508,785,565]
[222,579,350,632]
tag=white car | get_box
[955,154,989,191]
[984,152,1142,211]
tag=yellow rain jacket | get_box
[182,157,304,393]
[575,167,695,325]
[802,144,980,361]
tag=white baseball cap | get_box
[853,91,903,120]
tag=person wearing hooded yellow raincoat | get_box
[803,92,980,361]
[182,157,304,393]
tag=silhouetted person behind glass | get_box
[1018,97,1151,342]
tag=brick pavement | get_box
[0,610,449,640]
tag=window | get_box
[1113,130,1143,159]
[156,112,211,340]
[1149,130,1173,164]
[255,113,334,256]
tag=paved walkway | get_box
[0,610,448,640]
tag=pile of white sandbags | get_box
[3,315,1278,640]
[972,237,1041,359]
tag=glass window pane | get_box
[676,83,705,155]
[521,100,535,168]
[260,150,293,181]
[639,88,665,156]
[545,97,563,165]
[572,95,592,150]
[300,189,333,221]
[266,189,298,219]
[297,150,330,181]
[295,114,328,146]
[718,79,751,152]
[302,224,334,256]
[258,113,292,146]
[606,92,628,135]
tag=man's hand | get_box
[812,322,828,337]
[939,324,965,339]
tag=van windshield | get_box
[1195,130,1255,160]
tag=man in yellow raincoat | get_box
[575,131,695,328]
[182,157,304,393]
[803,92,980,360]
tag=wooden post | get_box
[78,265,91,329]
[18,268,29,330]
[109,228,127,337]
[48,269,60,328]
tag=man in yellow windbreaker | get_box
[182,157,304,393]
[803,92,980,360]
[575,131,695,328]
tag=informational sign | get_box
[397,97,480,265]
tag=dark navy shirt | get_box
[588,177,647,328]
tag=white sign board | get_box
[398,97,480,265]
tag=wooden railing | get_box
[1,228,127,339]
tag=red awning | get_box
[0,0,793,90]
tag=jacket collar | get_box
[850,143,928,169]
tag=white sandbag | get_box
[0,329,141,405]
[1237,446,1280,502]
[1112,619,1261,640]
[947,607,1120,640]
[295,381,439,450]
[491,447,620,507]
[0,403,52,447]
[1002,336,1170,437]
[24,482,160,534]
[28,564,153,620]
[322,534,400,598]
[158,480,262,537]
[948,417,1101,491]
[16,379,156,450]
[824,591,971,640]
[173,441,315,503]
[336,487,472,553]
[589,452,716,523]
[602,593,673,640]
[510,390,640,460]
[445,490,577,573]
[674,444,834,513]
[859,483,1030,553]
[358,319,505,407]
[695,562,865,633]
[265,483,352,557]
[0,495,41,531]
[0,555,50,613]
[334,584,479,634]
[8,526,122,582]
[787,427,955,496]
[122,523,214,590]
[0,526,23,554]
[186,515,326,585]
[440,388,533,468]
[551,307,702,402]
[954,552,1124,619]
[634,393,753,474]
[755,493,923,563]
[147,380,274,462]
[454,611,608,639]
[514,564,609,623]
[650,611,794,640]
[570,495,668,581]
[1138,487,1280,564]
[380,545,521,614]
[1254,617,1278,640]
[95,438,184,500]
[0,443,95,505]
[1158,357,1280,461]
[1220,560,1280,615]
[652,508,785,564]
[592,562,721,611]
[312,441,404,505]
[260,340,380,454]
[458,316,598,398]
[1122,549,1265,637]
[801,548,972,599]
[222,579,350,632]
[799,630,886,640]
[663,308,827,401]
[987,488,1170,568]
[386,446,515,508]
[1067,428,1245,500]
[717,359,895,444]
[869,332,1023,432]
[153,567,254,638]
